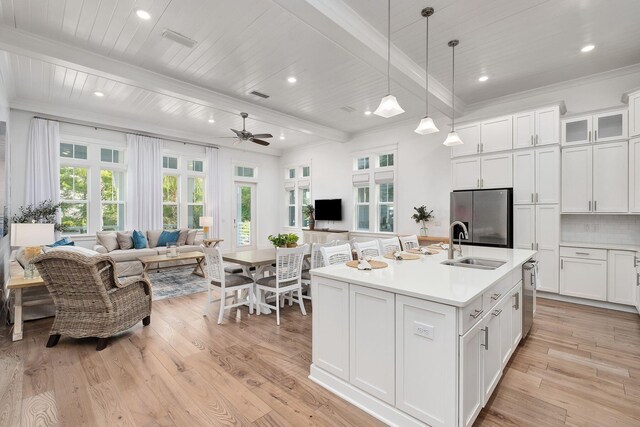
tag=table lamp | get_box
[198,216,213,239]
[11,223,55,278]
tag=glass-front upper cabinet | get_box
[562,109,628,146]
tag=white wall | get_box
[279,117,452,238]
[0,54,11,297]
[9,109,281,251]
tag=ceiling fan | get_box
[217,112,273,146]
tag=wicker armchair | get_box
[33,251,152,351]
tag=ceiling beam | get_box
[0,26,349,143]
[271,0,465,117]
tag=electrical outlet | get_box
[413,321,434,340]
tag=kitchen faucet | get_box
[448,221,469,259]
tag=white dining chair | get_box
[255,245,308,325]
[354,240,380,259]
[322,243,354,266]
[202,246,254,324]
[399,235,420,251]
[298,241,335,303]
[378,237,401,255]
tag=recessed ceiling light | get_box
[287,76,297,84]
[581,44,595,53]
[93,91,104,97]
[364,110,372,116]
[478,75,489,82]
[135,9,151,20]
[208,118,215,123]
[279,135,285,140]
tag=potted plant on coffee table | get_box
[411,205,434,236]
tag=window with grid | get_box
[60,143,88,160]
[379,153,394,167]
[235,166,255,178]
[302,166,310,177]
[188,160,204,172]
[355,186,370,231]
[378,183,394,232]
[100,169,125,231]
[162,174,179,229]
[288,168,296,179]
[300,188,311,227]
[356,157,370,170]
[287,190,296,227]
[101,148,123,164]
[60,166,89,234]
[187,176,204,229]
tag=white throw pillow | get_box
[96,231,119,252]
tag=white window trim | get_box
[351,147,397,233]
[162,153,207,230]
[282,162,312,229]
[233,161,259,183]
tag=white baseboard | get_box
[309,365,426,427]
[537,291,638,313]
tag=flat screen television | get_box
[315,199,342,221]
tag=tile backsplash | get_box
[561,215,640,245]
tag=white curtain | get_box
[25,118,60,205]
[126,134,163,230]
[205,146,221,237]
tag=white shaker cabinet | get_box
[593,109,627,143]
[560,256,607,301]
[395,296,457,427]
[536,204,560,293]
[349,284,395,405]
[513,147,559,205]
[562,146,593,212]
[480,153,512,189]
[607,251,638,306]
[459,320,484,427]
[499,294,513,369]
[451,157,481,190]
[451,123,481,157]
[592,141,628,213]
[562,115,593,146]
[511,284,523,349]
[535,106,560,146]
[513,111,535,149]
[513,150,535,204]
[482,308,502,405]
[311,277,350,380]
[481,115,513,153]
[513,205,535,250]
[629,91,640,137]
[630,138,640,212]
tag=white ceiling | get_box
[1,0,639,153]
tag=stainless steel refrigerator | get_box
[450,188,513,248]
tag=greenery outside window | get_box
[187,176,204,229]
[355,186,370,231]
[378,183,394,232]
[300,188,310,227]
[287,190,296,227]
[100,169,125,231]
[60,166,89,234]
[379,153,394,167]
[162,175,179,229]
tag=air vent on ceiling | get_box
[161,29,198,49]
[250,90,270,99]
[340,106,356,113]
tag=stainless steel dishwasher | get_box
[522,260,537,339]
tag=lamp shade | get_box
[414,116,439,135]
[10,223,55,247]
[373,95,405,118]
[198,216,213,227]
[443,131,464,147]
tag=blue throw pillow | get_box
[48,237,75,247]
[132,230,148,249]
[157,230,180,247]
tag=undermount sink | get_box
[441,257,506,270]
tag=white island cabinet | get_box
[310,246,535,427]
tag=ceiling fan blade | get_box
[250,133,273,139]
[251,139,270,146]
[211,136,240,139]
[230,128,243,137]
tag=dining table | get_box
[222,247,311,314]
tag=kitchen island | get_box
[310,246,536,427]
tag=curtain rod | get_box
[33,115,220,150]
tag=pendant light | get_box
[374,0,405,118]
[443,39,463,146]
[414,7,439,135]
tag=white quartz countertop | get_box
[560,241,640,253]
[311,246,536,307]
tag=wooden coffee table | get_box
[138,251,206,281]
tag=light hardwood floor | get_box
[1,294,639,426]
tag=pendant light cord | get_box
[387,0,391,95]
[451,42,455,131]
[425,13,429,116]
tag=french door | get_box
[234,182,257,250]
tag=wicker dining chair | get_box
[32,251,152,351]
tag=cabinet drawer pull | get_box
[530,135,534,145]
[588,200,592,211]
[637,273,639,287]
[531,193,534,203]
[477,178,480,188]
[481,178,484,187]
[492,309,502,316]
[513,292,520,310]
[490,293,502,300]
[594,130,597,141]
[477,144,480,153]
[469,309,483,319]
[535,134,539,145]
[535,193,539,203]
[481,326,489,350]
[588,130,592,142]
[561,259,564,269]
[594,201,597,211]
[575,252,590,256]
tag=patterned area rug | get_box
[147,268,209,301]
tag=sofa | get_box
[93,229,204,277]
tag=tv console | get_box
[302,229,349,244]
